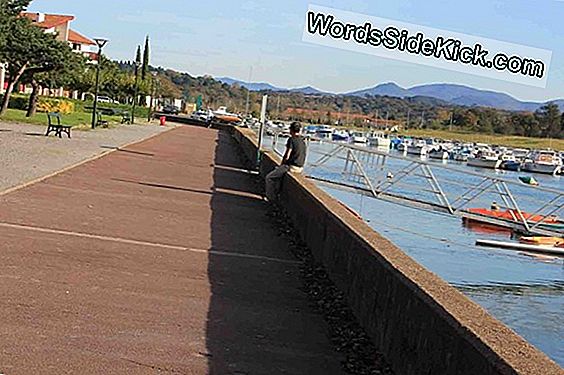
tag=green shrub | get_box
[0,94,29,110]
[0,94,149,117]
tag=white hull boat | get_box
[521,162,562,175]
[454,152,470,162]
[332,130,350,142]
[521,150,563,175]
[316,127,334,140]
[429,149,449,160]
[467,156,502,169]
[406,144,428,156]
[374,137,391,149]
[368,132,391,149]
[351,132,368,144]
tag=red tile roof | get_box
[68,29,95,45]
[22,12,74,29]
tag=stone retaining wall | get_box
[231,126,562,375]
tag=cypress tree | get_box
[142,36,150,80]
[135,45,142,75]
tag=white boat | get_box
[350,131,368,144]
[513,148,530,161]
[428,147,449,160]
[467,150,502,169]
[521,150,563,175]
[191,110,212,122]
[304,125,318,137]
[499,151,516,162]
[397,141,408,153]
[476,239,564,256]
[278,124,291,138]
[212,106,241,123]
[453,148,471,162]
[316,125,334,140]
[454,152,470,162]
[368,131,391,149]
[332,130,350,142]
[406,140,428,156]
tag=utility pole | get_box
[257,95,268,166]
[245,66,253,116]
[148,71,157,122]
[132,59,141,125]
[406,109,410,129]
[449,111,453,131]
[91,38,108,129]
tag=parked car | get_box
[162,105,180,114]
[191,110,211,122]
[96,96,117,104]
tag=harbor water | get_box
[270,136,564,366]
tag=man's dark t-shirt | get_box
[285,136,307,167]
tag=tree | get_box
[511,112,541,137]
[66,58,94,96]
[561,112,564,138]
[23,39,83,117]
[154,74,181,99]
[0,17,74,115]
[135,45,142,75]
[535,103,561,138]
[0,0,31,52]
[142,35,150,80]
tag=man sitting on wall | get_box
[265,122,307,202]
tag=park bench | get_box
[46,112,72,138]
[96,111,109,128]
[120,111,132,124]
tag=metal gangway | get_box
[270,134,564,238]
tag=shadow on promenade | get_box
[205,129,344,374]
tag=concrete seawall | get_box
[231,126,563,375]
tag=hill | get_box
[349,83,564,112]
[216,77,328,95]
[218,76,564,112]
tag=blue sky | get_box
[29,0,564,102]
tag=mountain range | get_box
[216,77,326,95]
[348,83,564,112]
[217,77,564,112]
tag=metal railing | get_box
[262,131,563,237]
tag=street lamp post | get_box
[131,60,141,125]
[91,38,108,129]
[148,71,157,122]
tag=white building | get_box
[0,12,96,95]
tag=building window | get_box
[72,43,81,51]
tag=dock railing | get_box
[260,129,563,237]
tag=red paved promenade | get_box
[0,126,344,374]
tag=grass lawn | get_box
[400,128,564,151]
[0,109,127,130]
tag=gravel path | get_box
[0,121,173,192]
